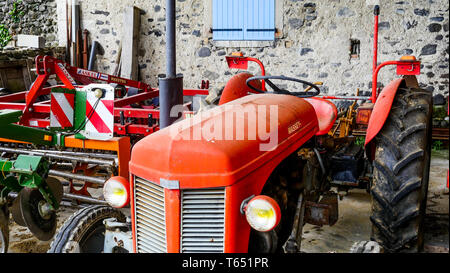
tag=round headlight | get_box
[244,195,281,232]
[103,176,130,208]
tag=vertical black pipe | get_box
[159,0,183,129]
[88,41,98,71]
[166,0,176,78]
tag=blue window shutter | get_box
[244,0,275,41]
[213,0,244,40]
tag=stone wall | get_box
[57,0,448,97]
[0,46,65,61]
[1,0,58,47]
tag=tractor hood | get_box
[129,94,318,188]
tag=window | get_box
[350,39,360,59]
[212,0,275,41]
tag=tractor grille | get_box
[134,176,167,253]
[180,188,226,253]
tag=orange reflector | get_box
[44,135,52,141]
[400,55,417,61]
[356,109,373,125]
[231,52,244,57]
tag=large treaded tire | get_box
[370,86,432,252]
[48,205,125,253]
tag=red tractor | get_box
[48,5,432,253]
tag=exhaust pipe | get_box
[159,0,183,129]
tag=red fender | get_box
[364,78,404,147]
[304,97,338,135]
[219,72,262,105]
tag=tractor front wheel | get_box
[48,205,125,253]
[0,206,9,253]
[370,86,432,252]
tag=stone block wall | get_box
[1,0,58,47]
[0,46,65,61]
[55,0,448,96]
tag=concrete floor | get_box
[302,149,449,253]
[6,150,449,253]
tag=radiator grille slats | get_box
[135,200,165,219]
[134,176,226,253]
[134,177,167,253]
[181,188,225,253]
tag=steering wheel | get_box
[246,75,321,98]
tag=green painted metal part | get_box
[0,87,85,210]
[0,110,63,209]
[0,155,59,210]
[0,110,56,146]
[74,89,87,140]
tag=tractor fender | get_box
[364,78,404,148]
[219,72,262,105]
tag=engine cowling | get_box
[130,94,319,188]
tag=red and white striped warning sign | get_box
[80,85,115,140]
[50,91,75,128]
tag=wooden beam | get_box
[120,6,141,81]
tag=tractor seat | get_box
[304,98,338,135]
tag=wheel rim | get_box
[79,224,106,253]
[20,188,57,241]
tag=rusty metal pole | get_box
[282,192,306,253]
[82,29,89,69]
[159,0,183,129]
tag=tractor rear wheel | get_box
[48,205,125,253]
[370,86,432,252]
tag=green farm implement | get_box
[0,109,64,252]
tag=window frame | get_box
[204,0,284,48]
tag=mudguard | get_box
[219,72,262,105]
[364,78,404,148]
[304,97,338,135]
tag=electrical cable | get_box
[72,96,101,134]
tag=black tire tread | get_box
[375,134,401,160]
[48,205,125,253]
[370,86,432,252]
[393,149,424,174]
[373,160,401,190]
[397,124,426,143]
[387,113,404,131]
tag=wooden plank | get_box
[5,67,23,78]
[26,59,37,82]
[0,60,26,68]
[113,42,123,76]
[120,6,141,81]
[22,66,32,90]
[0,59,33,91]
[6,79,26,91]
[0,70,7,89]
